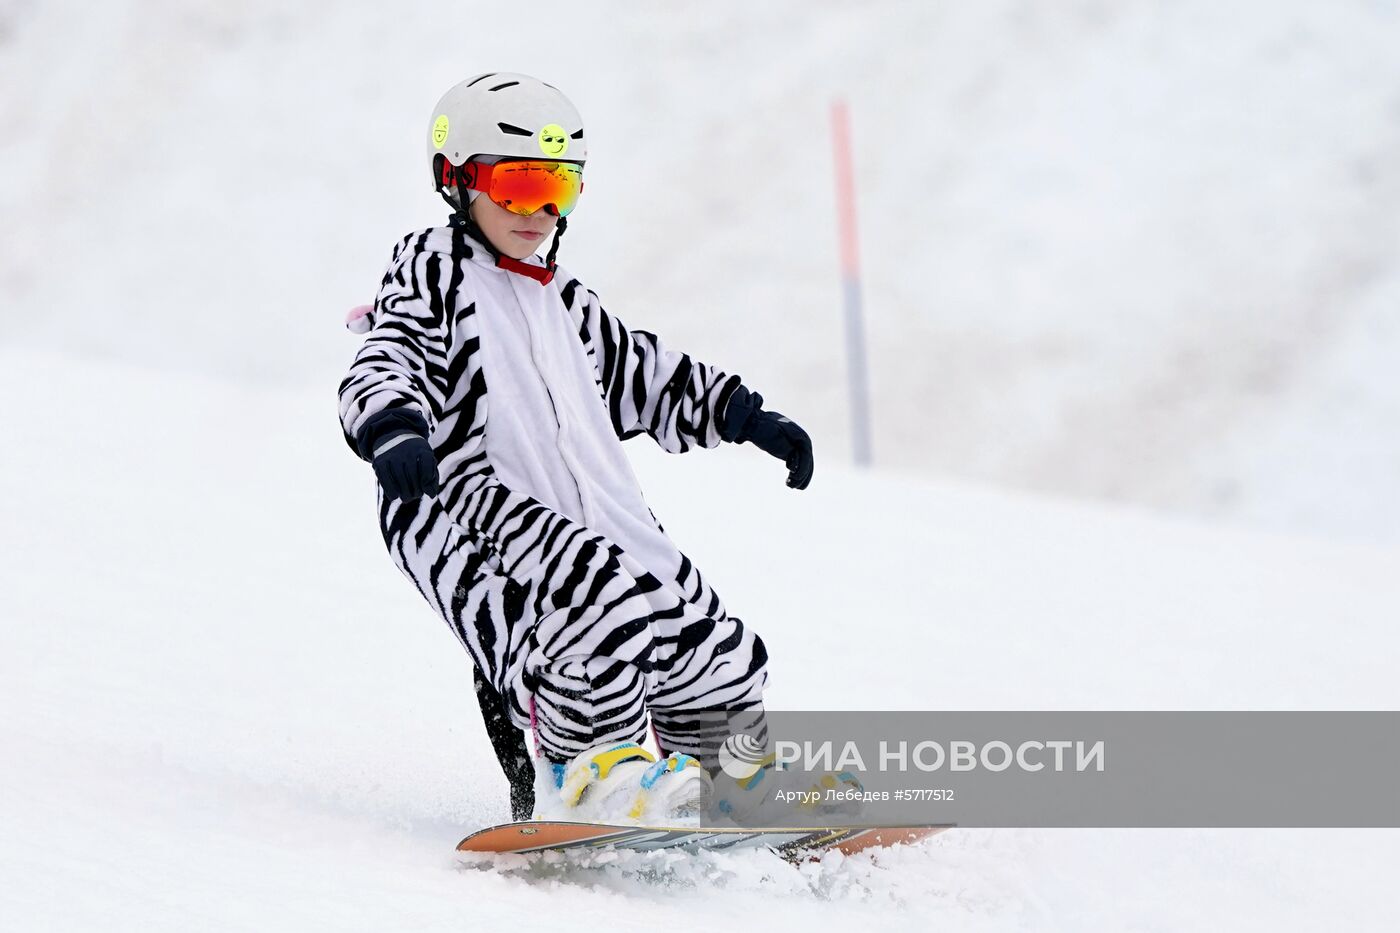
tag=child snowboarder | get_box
[338,73,813,824]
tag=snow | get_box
[5,0,1400,928]
[5,346,1399,930]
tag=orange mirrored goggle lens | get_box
[470,160,584,217]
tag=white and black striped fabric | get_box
[338,227,768,763]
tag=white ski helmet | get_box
[427,72,586,204]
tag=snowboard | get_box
[456,821,948,859]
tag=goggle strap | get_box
[457,160,487,193]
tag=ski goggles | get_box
[459,159,584,217]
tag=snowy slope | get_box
[4,347,1398,931]
[4,2,1400,927]
[2,0,1399,542]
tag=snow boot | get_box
[540,741,713,824]
[711,753,865,825]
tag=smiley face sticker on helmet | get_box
[432,114,450,150]
[537,123,568,157]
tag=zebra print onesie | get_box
[338,226,768,764]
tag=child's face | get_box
[468,192,559,260]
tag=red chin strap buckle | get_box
[496,254,555,285]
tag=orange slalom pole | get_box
[831,98,872,466]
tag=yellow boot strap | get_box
[560,743,656,807]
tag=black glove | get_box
[371,433,440,500]
[722,386,814,490]
[355,409,441,501]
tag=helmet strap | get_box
[543,214,567,271]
